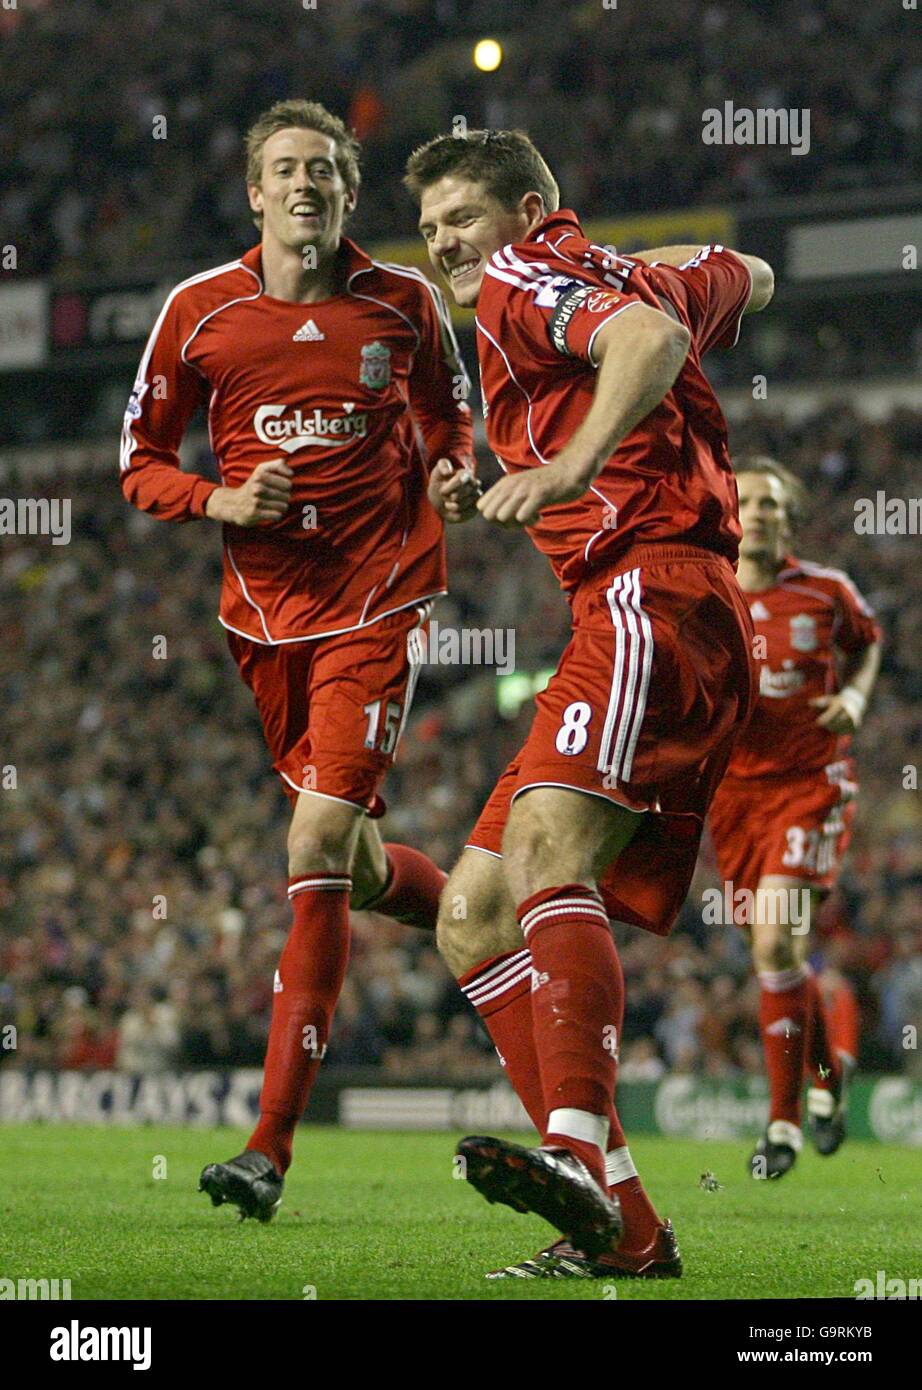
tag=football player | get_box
[121,100,476,1221]
[708,457,881,1178]
[406,128,773,1275]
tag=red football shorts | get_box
[226,603,430,814]
[467,543,757,935]
[709,758,858,896]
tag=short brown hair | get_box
[403,128,559,215]
[734,454,808,530]
[245,99,361,228]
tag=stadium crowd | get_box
[2,401,921,1083]
[2,0,920,456]
[2,0,921,280]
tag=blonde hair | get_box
[245,99,361,228]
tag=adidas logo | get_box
[750,600,770,621]
[293,319,324,342]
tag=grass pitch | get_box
[2,1125,919,1300]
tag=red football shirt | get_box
[475,211,753,594]
[120,239,473,643]
[727,557,880,778]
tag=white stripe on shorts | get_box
[597,568,654,785]
[395,602,432,750]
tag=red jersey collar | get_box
[241,236,374,292]
[527,209,584,244]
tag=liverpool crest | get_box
[359,340,391,390]
[790,613,818,652]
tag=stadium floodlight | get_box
[473,38,503,72]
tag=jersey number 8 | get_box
[555,701,592,756]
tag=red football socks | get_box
[597,947,662,1250]
[459,949,545,1133]
[805,968,843,1094]
[758,965,811,1126]
[606,1146,664,1255]
[247,876,351,1174]
[826,973,860,1065]
[364,842,446,933]
[460,928,662,1248]
[519,883,623,1191]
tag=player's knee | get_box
[436,882,484,976]
[753,924,798,974]
[435,905,467,976]
[287,803,358,875]
[436,855,518,977]
[287,825,344,868]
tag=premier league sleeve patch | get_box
[359,341,392,390]
[123,381,148,426]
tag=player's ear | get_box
[247,183,264,217]
[343,186,358,218]
[520,191,545,233]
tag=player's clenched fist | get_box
[477,460,587,527]
[809,689,866,735]
[206,459,294,526]
[427,458,482,524]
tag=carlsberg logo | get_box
[254,403,369,453]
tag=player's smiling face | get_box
[418,175,539,308]
[248,127,355,259]
[737,471,790,564]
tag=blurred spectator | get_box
[116,987,180,1072]
[1,0,920,280]
[618,1039,666,1084]
[1,305,921,1077]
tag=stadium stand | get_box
[1,0,920,1087]
[2,402,921,1080]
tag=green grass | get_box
[1,1125,919,1300]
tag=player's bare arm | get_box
[810,637,882,734]
[204,458,294,526]
[477,305,691,527]
[631,245,775,313]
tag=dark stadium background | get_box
[1,0,920,1127]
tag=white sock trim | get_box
[767,1119,803,1151]
[605,1145,638,1186]
[806,1088,836,1119]
[758,964,809,993]
[547,1108,608,1154]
